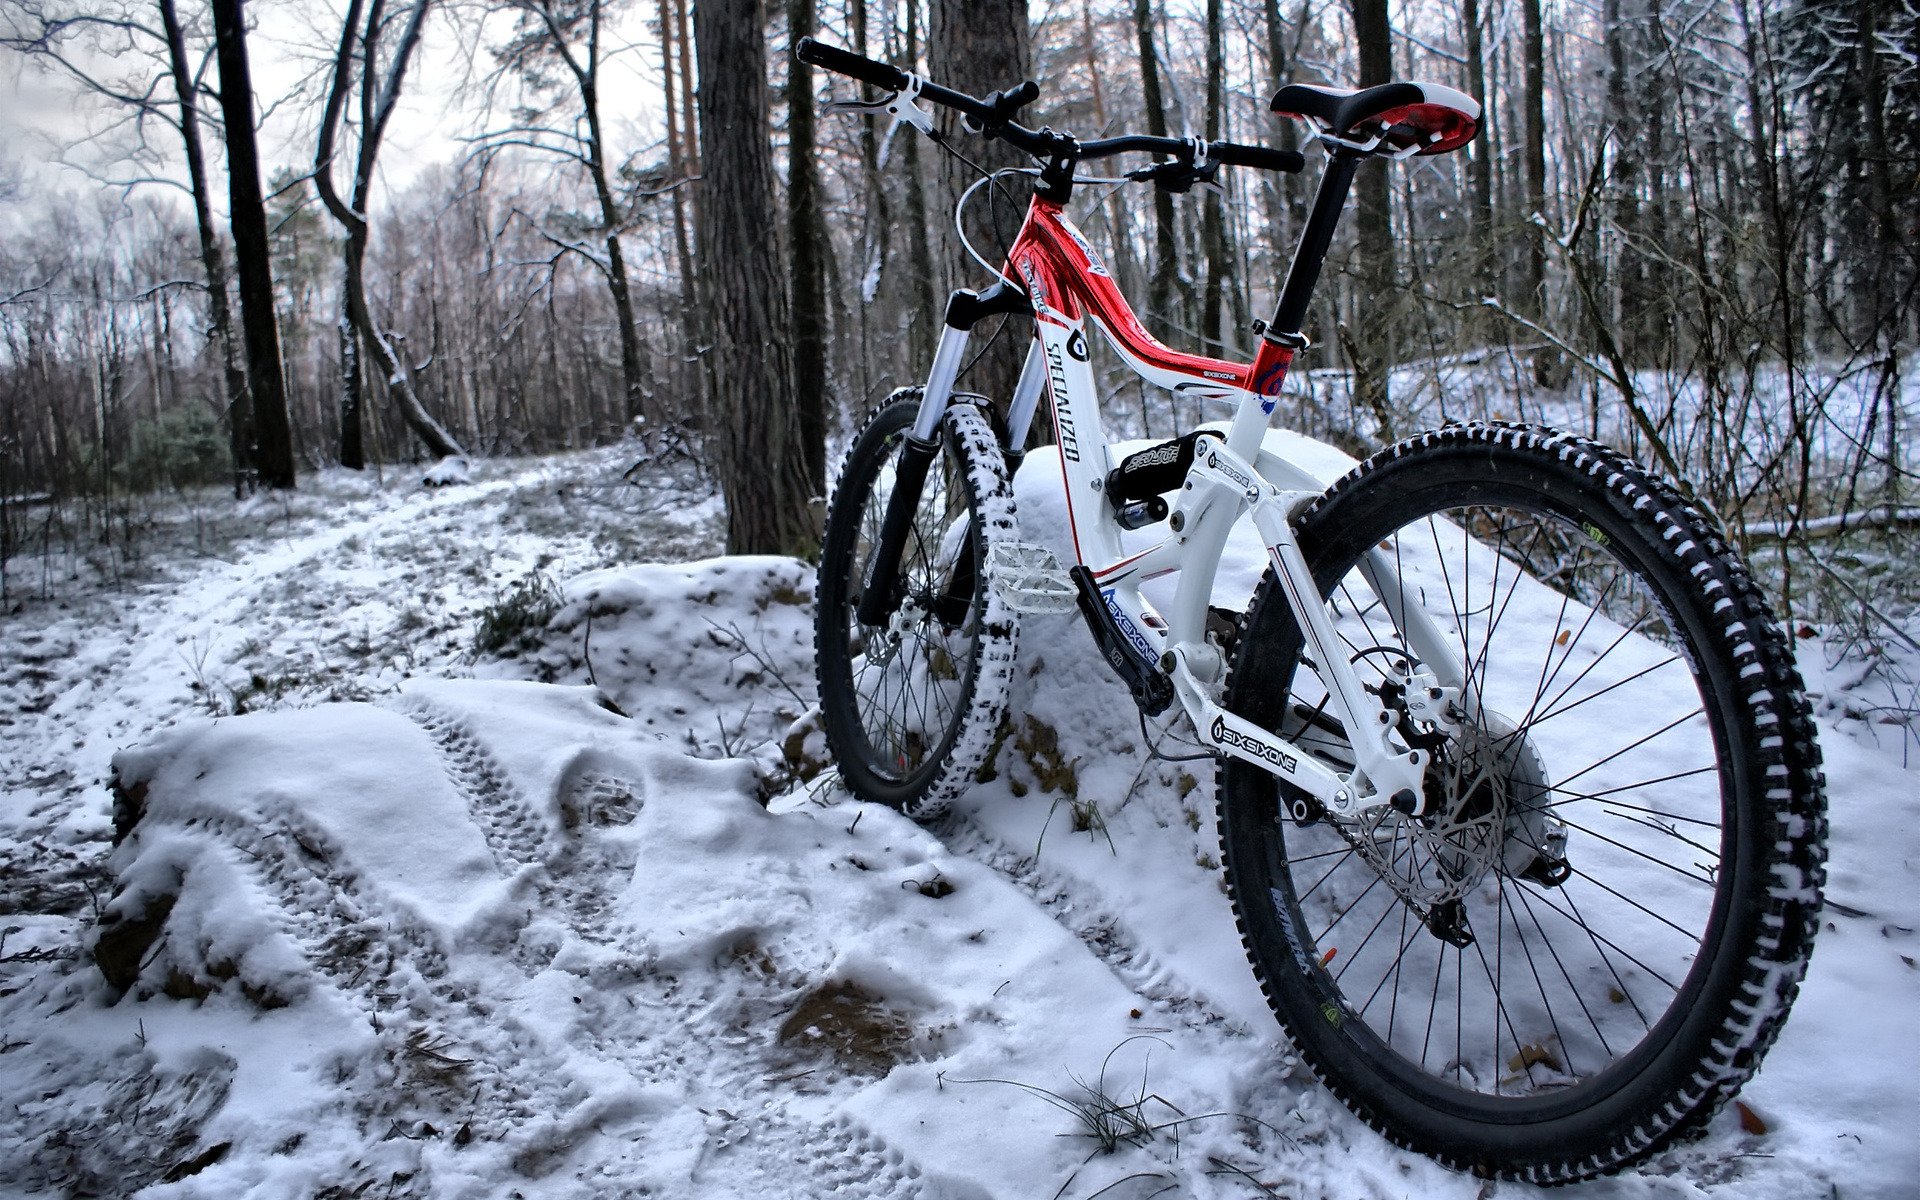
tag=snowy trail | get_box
[0,452,714,887]
[2,441,1916,1198]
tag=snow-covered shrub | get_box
[421,455,471,487]
[471,571,563,657]
[503,555,817,778]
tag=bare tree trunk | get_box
[338,318,365,467]
[787,0,827,494]
[577,3,646,425]
[1521,0,1547,317]
[210,0,295,488]
[928,0,1030,408]
[899,0,938,365]
[1464,0,1492,291]
[157,0,251,495]
[1347,0,1395,438]
[314,0,464,462]
[1261,0,1307,226]
[1133,0,1180,329]
[658,0,700,364]
[1200,0,1229,353]
[695,0,816,556]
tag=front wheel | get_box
[815,394,1018,819]
[1219,424,1826,1182]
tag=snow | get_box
[1,436,1916,1197]
[421,455,473,487]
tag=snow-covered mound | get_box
[506,555,817,780]
[53,675,1316,1197]
[421,455,472,487]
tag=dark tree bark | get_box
[928,0,1029,406]
[157,0,251,495]
[1521,0,1547,316]
[1463,0,1492,284]
[315,0,464,463]
[899,0,939,365]
[210,0,295,488]
[1132,0,1180,329]
[695,0,817,556]
[658,0,700,365]
[1347,0,1395,436]
[1261,0,1307,227]
[787,0,827,495]
[1200,0,1229,352]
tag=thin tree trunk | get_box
[211,0,295,488]
[1464,0,1492,291]
[900,0,938,365]
[787,0,827,495]
[1133,0,1179,329]
[659,0,700,367]
[314,0,464,461]
[928,0,1030,408]
[1521,0,1547,316]
[1347,0,1395,438]
[1200,0,1228,353]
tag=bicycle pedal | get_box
[987,542,1078,614]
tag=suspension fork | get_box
[855,281,1032,628]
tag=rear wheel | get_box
[1219,424,1825,1182]
[814,394,1017,819]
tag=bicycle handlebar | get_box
[795,37,908,93]
[796,37,1305,177]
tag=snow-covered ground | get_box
[2,436,1916,1198]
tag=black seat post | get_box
[1267,148,1365,344]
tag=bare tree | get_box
[2,0,254,491]
[314,0,464,463]
[787,0,827,495]
[483,0,651,427]
[1344,0,1395,438]
[1132,0,1180,329]
[210,0,294,488]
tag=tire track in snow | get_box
[178,811,596,1153]
[386,714,942,1197]
[396,695,552,871]
[941,814,1257,1044]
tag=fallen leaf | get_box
[1555,628,1571,646]
[1508,1043,1563,1072]
[1736,1100,1768,1135]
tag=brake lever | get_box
[824,73,934,169]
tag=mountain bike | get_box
[797,37,1827,1184]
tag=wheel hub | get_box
[1344,701,1568,914]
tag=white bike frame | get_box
[913,193,1472,822]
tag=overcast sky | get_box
[0,1,668,235]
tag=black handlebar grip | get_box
[1209,141,1307,174]
[965,79,1042,131]
[1003,79,1040,113]
[795,37,908,93]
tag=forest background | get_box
[2,0,1916,683]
